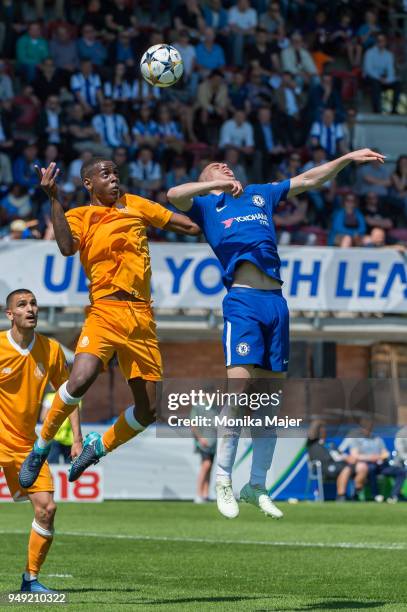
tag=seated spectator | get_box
[37,95,64,146]
[246,28,274,77]
[65,103,106,154]
[77,24,107,66]
[112,146,130,190]
[70,60,103,114]
[194,70,229,143]
[228,0,257,67]
[395,426,407,466]
[173,0,205,42]
[228,71,250,111]
[330,11,361,68]
[105,0,137,36]
[274,195,309,245]
[281,32,318,86]
[306,420,368,502]
[49,24,79,74]
[157,105,184,156]
[357,9,381,51]
[13,143,41,192]
[343,420,406,503]
[195,27,225,74]
[253,106,285,182]
[32,57,66,104]
[203,0,229,32]
[103,62,133,115]
[219,109,254,155]
[128,75,161,110]
[277,151,302,182]
[165,158,191,190]
[81,0,106,32]
[329,193,366,246]
[245,65,274,111]
[173,30,197,81]
[390,155,407,211]
[92,99,130,149]
[0,60,14,106]
[2,219,38,241]
[310,108,346,159]
[16,22,49,82]
[68,149,93,187]
[132,104,159,151]
[363,34,401,114]
[0,103,14,153]
[363,227,405,253]
[129,146,162,198]
[307,73,344,123]
[0,184,32,221]
[260,2,284,35]
[302,146,338,227]
[274,71,306,147]
[363,192,393,231]
[13,85,40,138]
[356,154,391,198]
[0,152,12,190]
[109,29,136,67]
[342,108,367,152]
[222,147,248,185]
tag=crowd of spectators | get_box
[0,0,406,248]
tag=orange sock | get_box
[26,521,53,576]
[41,382,80,442]
[102,407,144,453]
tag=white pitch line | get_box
[1,530,405,552]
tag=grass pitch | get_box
[0,501,406,611]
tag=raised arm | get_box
[288,149,386,198]
[35,163,79,256]
[165,212,201,236]
[167,179,243,211]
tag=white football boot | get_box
[240,483,284,518]
[215,480,239,518]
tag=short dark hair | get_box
[6,288,35,309]
[80,157,110,180]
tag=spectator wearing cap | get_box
[49,25,79,74]
[228,0,257,67]
[129,147,162,198]
[13,143,42,191]
[38,95,64,146]
[329,193,366,247]
[77,24,107,66]
[195,27,226,74]
[16,22,49,82]
[310,108,346,159]
[92,99,130,150]
[219,110,254,156]
[281,32,318,86]
[71,60,103,114]
[363,34,401,114]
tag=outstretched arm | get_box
[288,149,386,198]
[35,163,79,256]
[167,179,243,211]
[165,212,201,236]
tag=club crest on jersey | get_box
[252,195,265,208]
[79,335,90,347]
[236,342,250,356]
[34,363,45,379]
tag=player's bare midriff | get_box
[232,261,281,290]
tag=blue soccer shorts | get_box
[222,287,289,372]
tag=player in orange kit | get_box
[19,159,200,487]
[0,289,82,592]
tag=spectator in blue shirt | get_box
[77,24,107,66]
[203,0,228,31]
[195,27,226,74]
[329,193,366,246]
[12,143,41,191]
[363,34,401,114]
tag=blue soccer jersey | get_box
[188,180,290,290]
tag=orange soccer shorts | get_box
[0,448,54,502]
[76,300,162,381]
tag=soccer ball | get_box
[140,44,184,88]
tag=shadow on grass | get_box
[135,596,266,605]
[287,601,386,611]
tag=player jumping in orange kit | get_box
[0,289,82,592]
[19,159,200,487]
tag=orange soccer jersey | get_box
[0,331,69,455]
[65,193,172,304]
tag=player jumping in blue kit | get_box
[167,148,385,519]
